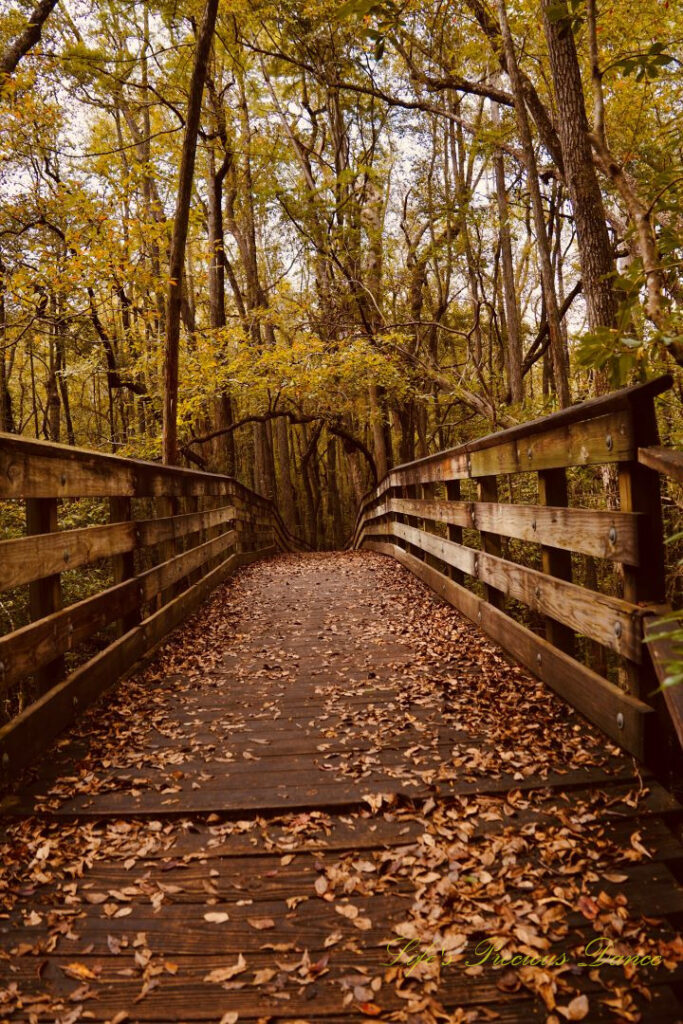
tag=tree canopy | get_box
[0,0,681,546]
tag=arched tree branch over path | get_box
[182,412,379,485]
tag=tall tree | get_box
[540,0,618,338]
[162,0,220,465]
[496,0,570,406]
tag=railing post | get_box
[405,483,423,560]
[157,495,180,604]
[109,496,140,635]
[618,394,667,696]
[184,495,202,585]
[445,480,464,586]
[26,497,65,693]
[420,481,441,571]
[394,484,408,551]
[476,475,503,608]
[537,468,574,655]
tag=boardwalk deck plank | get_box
[1,551,681,1023]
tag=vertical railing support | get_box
[26,497,65,692]
[421,482,441,571]
[618,394,667,696]
[537,468,574,656]
[109,496,140,635]
[477,475,503,607]
[445,479,464,586]
[405,483,423,560]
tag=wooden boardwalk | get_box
[1,551,682,1022]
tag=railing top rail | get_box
[0,430,264,493]
[638,445,683,485]
[0,429,309,549]
[384,375,671,480]
[353,376,673,525]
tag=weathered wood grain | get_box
[358,497,640,563]
[0,548,269,779]
[355,376,672,518]
[25,496,64,692]
[364,540,652,758]
[645,613,683,749]
[365,521,643,661]
[638,445,683,484]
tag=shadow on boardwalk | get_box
[1,551,682,1022]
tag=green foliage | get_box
[646,532,683,693]
[333,0,399,58]
[576,328,649,388]
[607,42,675,82]
[544,0,586,35]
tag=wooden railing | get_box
[0,433,305,782]
[638,445,683,751]
[353,375,680,764]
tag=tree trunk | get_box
[492,100,523,403]
[206,145,236,474]
[274,415,296,530]
[326,436,344,549]
[0,256,15,432]
[540,0,617,335]
[54,294,75,446]
[162,0,219,465]
[0,0,58,79]
[496,0,571,408]
[252,421,267,497]
[368,385,389,479]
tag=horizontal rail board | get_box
[371,410,634,496]
[355,376,671,518]
[644,613,683,749]
[362,498,640,564]
[0,528,240,692]
[0,504,238,591]
[364,540,652,759]
[363,520,643,661]
[638,446,683,485]
[0,547,273,781]
[0,432,275,503]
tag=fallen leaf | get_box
[253,967,277,985]
[61,963,98,981]
[335,904,359,920]
[558,995,589,1021]
[204,956,247,983]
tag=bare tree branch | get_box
[0,0,59,79]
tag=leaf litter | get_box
[0,552,680,1023]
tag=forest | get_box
[2,5,683,1021]
[0,0,681,551]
